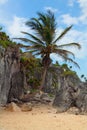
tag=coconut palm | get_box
[15,10,81,89]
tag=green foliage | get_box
[20,56,28,63]
[15,10,81,88]
[61,63,69,70]
[62,70,76,77]
[0,28,16,48]
[20,56,42,89]
[20,56,41,71]
[48,93,54,97]
[28,77,40,89]
[60,63,75,77]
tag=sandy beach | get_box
[0,104,87,130]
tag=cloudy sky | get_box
[0,0,87,78]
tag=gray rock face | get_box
[53,75,87,113]
[0,47,24,106]
[53,79,77,112]
[75,83,87,112]
[8,72,24,102]
[44,66,62,93]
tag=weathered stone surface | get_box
[5,102,21,112]
[66,107,80,115]
[21,103,32,112]
[75,83,87,112]
[1,46,87,114]
[44,66,62,93]
[53,78,74,112]
[53,76,87,113]
[0,47,24,106]
[8,72,24,102]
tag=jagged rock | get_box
[53,87,73,112]
[5,102,21,112]
[1,46,87,114]
[40,93,53,102]
[21,103,32,112]
[8,72,24,102]
[34,92,41,99]
[0,47,24,106]
[66,107,80,115]
[75,83,87,112]
[53,77,87,113]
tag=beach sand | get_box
[0,104,87,130]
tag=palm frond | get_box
[55,53,80,68]
[26,18,44,37]
[32,44,45,51]
[31,18,42,28]
[14,10,81,70]
[53,48,75,58]
[58,43,81,49]
[54,25,73,43]
[37,12,47,25]
[26,20,38,30]
[63,56,80,68]
[17,43,29,48]
[21,31,44,45]
[14,37,32,43]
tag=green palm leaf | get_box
[54,25,73,43]
[21,31,44,45]
[58,43,81,49]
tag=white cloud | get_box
[61,0,87,26]
[61,14,79,25]
[44,6,58,13]
[68,0,87,15]
[0,3,31,38]
[0,0,8,4]
[77,0,87,24]
[77,0,87,14]
[6,16,31,38]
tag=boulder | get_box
[21,103,32,112]
[5,102,21,112]
[53,78,87,113]
[53,85,74,112]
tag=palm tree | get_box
[15,10,81,89]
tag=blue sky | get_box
[0,0,87,79]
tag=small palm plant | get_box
[15,10,81,89]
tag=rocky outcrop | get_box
[21,103,32,111]
[53,75,87,113]
[5,102,32,112]
[5,102,21,112]
[75,82,87,112]
[44,66,62,93]
[1,46,87,114]
[0,47,24,106]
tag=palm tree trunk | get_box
[40,67,47,90]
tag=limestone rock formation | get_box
[0,47,24,106]
[53,76,87,113]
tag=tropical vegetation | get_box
[15,10,81,89]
